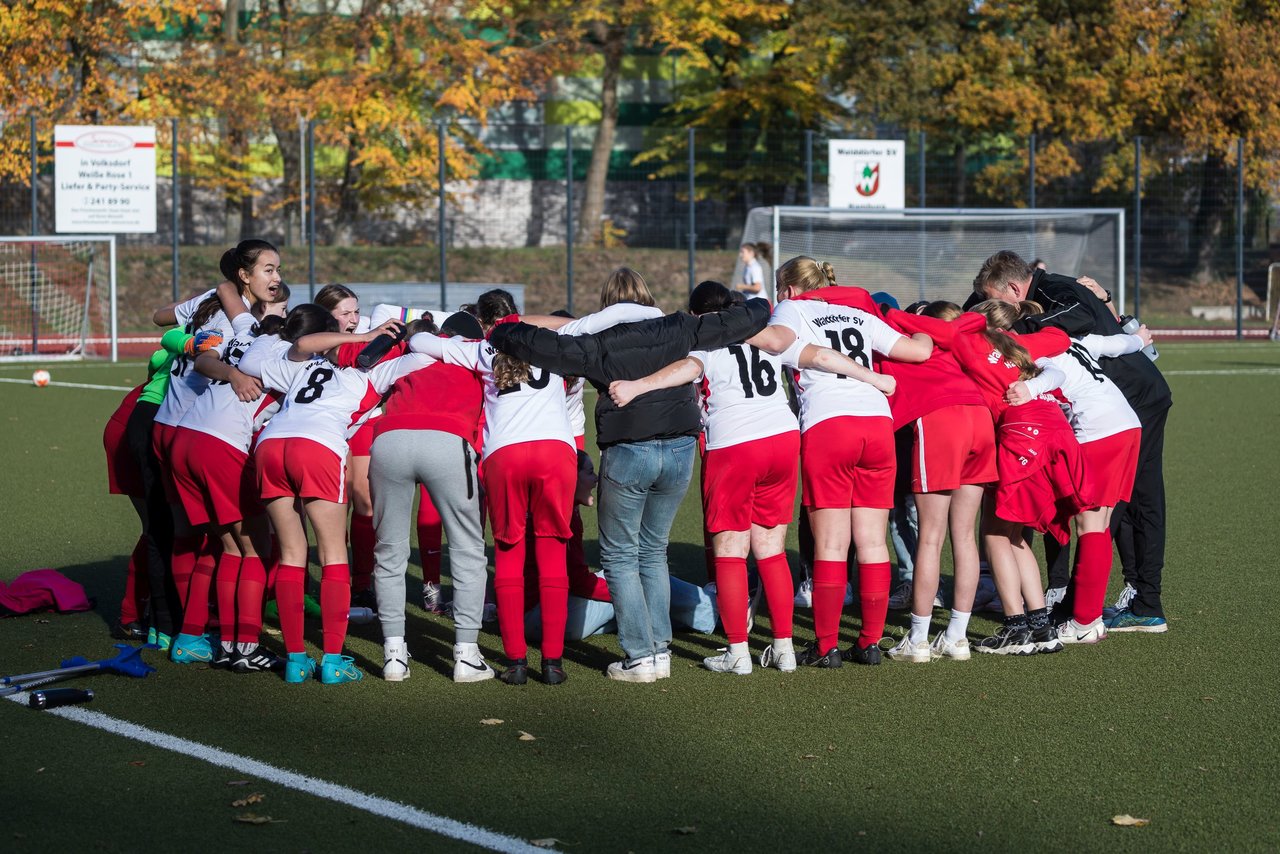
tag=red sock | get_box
[179,550,216,636]
[349,514,375,593]
[493,541,527,659]
[714,557,750,644]
[1071,531,1113,624]
[275,564,307,654]
[213,553,241,640]
[120,536,148,624]
[535,537,569,659]
[320,563,351,655]
[235,556,267,644]
[857,561,892,649]
[170,534,200,606]
[812,559,847,652]
[756,553,794,639]
[417,486,443,585]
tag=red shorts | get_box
[169,426,262,527]
[1081,428,1141,507]
[151,422,182,503]
[911,404,997,493]
[574,434,586,452]
[255,437,347,503]
[800,416,895,509]
[482,440,576,543]
[104,387,144,497]
[348,417,377,457]
[701,431,799,532]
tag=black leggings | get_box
[124,402,183,636]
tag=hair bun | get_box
[218,248,240,283]
[820,261,837,286]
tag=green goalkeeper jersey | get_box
[139,328,194,405]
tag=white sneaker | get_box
[703,643,752,674]
[452,642,495,683]
[759,637,796,672]
[654,651,671,679]
[421,581,444,614]
[887,580,913,610]
[843,581,854,606]
[1057,618,1107,645]
[886,634,932,663]
[382,638,410,682]
[1044,586,1068,611]
[1102,584,1136,619]
[607,656,657,683]
[793,577,813,608]
[929,631,971,661]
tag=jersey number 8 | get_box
[294,367,334,404]
[823,327,869,372]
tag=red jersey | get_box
[935,315,1070,421]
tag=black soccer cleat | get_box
[843,642,883,666]
[541,657,567,685]
[111,621,147,641]
[498,658,528,685]
[796,643,843,669]
[210,644,235,669]
[975,624,1036,656]
[1030,624,1064,654]
[232,646,286,674]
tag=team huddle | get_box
[102,240,1172,686]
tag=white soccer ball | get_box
[31,369,51,388]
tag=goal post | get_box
[0,235,118,362]
[737,207,1125,313]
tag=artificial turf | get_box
[1,344,1278,852]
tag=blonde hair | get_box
[774,256,837,297]
[475,289,530,390]
[971,300,1042,380]
[600,268,655,308]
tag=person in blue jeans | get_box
[489,293,770,682]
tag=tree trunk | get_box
[272,116,303,246]
[333,137,362,246]
[953,142,967,208]
[576,23,625,246]
[1191,153,1230,283]
[221,0,243,242]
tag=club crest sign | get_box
[829,140,904,210]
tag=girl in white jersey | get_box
[409,289,578,686]
[748,257,933,668]
[610,281,894,674]
[238,306,424,686]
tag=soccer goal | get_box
[0,236,118,362]
[736,207,1126,312]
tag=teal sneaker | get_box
[147,628,173,652]
[1104,608,1168,634]
[284,652,316,684]
[170,633,214,664]
[319,654,364,685]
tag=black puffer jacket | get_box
[489,300,771,447]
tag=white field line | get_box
[1163,368,1280,376]
[3,692,549,853]
[0,377,133,391]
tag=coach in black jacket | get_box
[489,299,771,680]
[969,251,1172,630]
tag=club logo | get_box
[855,162,881,197]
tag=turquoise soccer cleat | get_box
[319,654,364,685]
[169,633,213,664]
[284,652,316,684]
[1103,609,1168,634]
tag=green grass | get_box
[1,344,1279,852]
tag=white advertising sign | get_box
[828,139,905,210]
[55,125,157,233]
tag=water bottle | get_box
[1119,315,1159,361]
[348,607,376,624]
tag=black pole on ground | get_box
[438,121,448,313]
[307,119,316,301]
[1134,137,1143,319]
[687,127,696,293]
[30,114,38,356]
[1236,137,1245,341]
[566,125,574,315]
[171,117,180,301]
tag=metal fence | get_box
[2,117,1276,335]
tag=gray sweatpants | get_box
[369,429,487,643]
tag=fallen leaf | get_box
[1201,697,1214,702]
[518,731,537,741]
[233,812,283,825]
[673,826,697,835]
[826,745,836,752]
[35,768,44,773]
[129,761,146,767]
[231,793,265,807]
[529,839,563,848]
[801,754,818,760]
[480,718,504,726]
[1111,815,1150,827]
[226,780,251,786]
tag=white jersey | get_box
[173,288,251,328]
[410,334,574,459]
[250,351,434,459]
[689,345,798,450]
[556,302,663,336]
[769,299,904,431]
[566,377,586,439]
[176,327,282,453]
[1051,335,1142,443]
[154,310,252,427]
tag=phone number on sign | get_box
[80,198,132,206]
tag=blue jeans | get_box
[597,436,696,662]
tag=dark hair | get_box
[406,316,438,337]
[280,303,338,343]
[973,250,1034,297]
[476,289,528,389]
[742,241,773,265]
[219,239,278,287]
[441,311,484,339]
[314,284,358,313]
[186,293,224,332]
[252,315,286,338]
[920,300,962,320]
[688,280,736,315]
[551,309,575,319]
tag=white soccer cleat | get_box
[654,651,671,679]
[1044,586,1068,611]
[929,632,971,661]
[1057,618,1107,645]
[382,639,410,682]
[703,643,752,675]
[759,637,797,672]
[886,634,932,663]
[452,642,495,683]
[607,655,657,683]
[793,577,813,608]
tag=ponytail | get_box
[972,300,1042,380]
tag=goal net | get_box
[736,207,1125,312]
[0,236,117,361]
